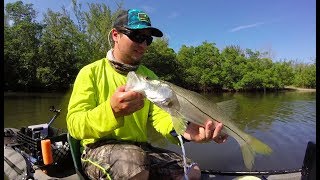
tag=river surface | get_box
[4,90,316,172]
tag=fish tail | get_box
[236,134,273,170]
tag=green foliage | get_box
[4,1,43,91]
[5,1,37,24]
[219,45,247,90]
[271,61,294,88]
[177,42,221,91]
[4,1,315,92]
[293,63,316,88]
[82,2,114,61]
[38,10,81,89]
[141,38,183,85]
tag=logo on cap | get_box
[138,13,151,24]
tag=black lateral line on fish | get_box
[174,91,248,144]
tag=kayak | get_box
[201,169,302,179]
[4,127,77,180]
[4,106,77,180]
[4,129,315,180]
[201,140,316,180]
[4,107,316,180]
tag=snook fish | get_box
[125,71,272,170]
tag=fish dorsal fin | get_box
[216,99,238,119]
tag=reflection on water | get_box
[4,91,71,129]
[4,91,316,171]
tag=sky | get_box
[4,0,316,63]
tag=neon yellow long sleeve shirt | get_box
[66,58,178,146]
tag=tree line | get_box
[4,1,316,93]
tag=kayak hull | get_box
[4,128,314,180]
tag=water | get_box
[4,91,71,129]
[166,91,316,172]
[4,90,316,172]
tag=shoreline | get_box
[284,86,316,92]
[4,86,316,94]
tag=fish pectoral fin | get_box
[171,111,187,135]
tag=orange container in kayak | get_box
[41,139,53,165]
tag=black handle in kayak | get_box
[47,106,61,127]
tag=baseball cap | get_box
[113,9,163,37]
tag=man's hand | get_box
[111,86,144,117]
[183,119,228,144]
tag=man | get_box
[67,9,228,180]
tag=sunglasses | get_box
[119,29,153,46]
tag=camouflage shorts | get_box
[81,139,194,180]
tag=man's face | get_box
[113,28,153,65]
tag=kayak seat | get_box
[67,133,89,180]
